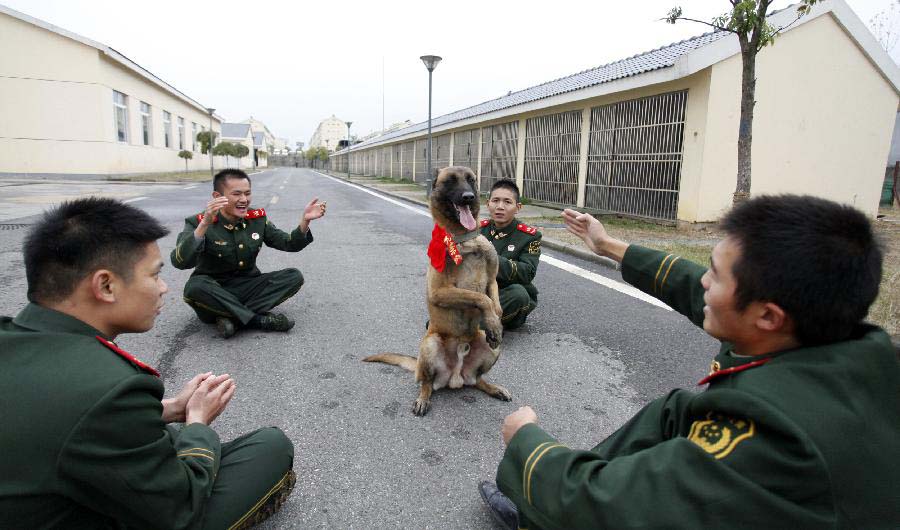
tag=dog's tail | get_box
[362,352,417,372]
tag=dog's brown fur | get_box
[364,166,510,415]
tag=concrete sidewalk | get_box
[320,171,619,270]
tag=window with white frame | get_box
[113,91,129,143]
[163,111,172,148]
[139,102,152,146]
[192,122,198,151]
[178,117,185,150]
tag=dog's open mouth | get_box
[454,204,477,231]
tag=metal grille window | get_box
[177,117,185,150]
[414,139,428,182]
[392,144,401,178]
[523,110,582,205]
[479,121,518,193]
[139,101,151,146]
[453,129,479,176]
[381,146,391,176]
[163,111,171,148]
[401,142,414,179]
[368,150,378,176]
[113,91,129,143]
[585,90,687,221]
[434,134,451,170]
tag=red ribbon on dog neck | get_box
[427,224,463,272]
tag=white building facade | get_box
[0,5,225,176]
[309,115,347,152]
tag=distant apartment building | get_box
[309,115,347,152]
[0,4,223,176]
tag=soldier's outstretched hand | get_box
[562,209,609,256]
[185,373,236,426]
[302,197,327,222]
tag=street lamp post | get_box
[206,108,215,177]
[346,121,353,177]
[420,55,441,197]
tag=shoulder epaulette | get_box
[246,208,266,219]
[516,223,537,236]
[95,336,160,377]
[480,219,490,227]
[196,213,218,223]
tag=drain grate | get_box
[0,223,31,230]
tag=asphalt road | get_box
[0,168,717,529]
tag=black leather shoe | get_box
[215,317,236,339]
[258,313,295,332]
[479,481,518,530]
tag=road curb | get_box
[319,171,620,271]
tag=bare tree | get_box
[666,1,819,206]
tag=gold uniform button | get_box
[239,261,244,266]
[238,244,244,249]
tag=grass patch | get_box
[107,170,213,182]
[868,209,899,337]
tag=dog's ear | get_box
[432,167,442,189]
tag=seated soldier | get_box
[478,195,899,529]
[0,197,296,529]
[480,179,541,329]
[172,168,325,338]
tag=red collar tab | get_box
[427,224,463,272]
[196,213,219,224]
[698,357,772,386]
[246,208,266,219]
[480,219,490,228]
[96,336,160,377]
[517,223,537,235]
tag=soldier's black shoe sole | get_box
[479,481,518,530]
[231,469,296,530]
[216,317,236,339]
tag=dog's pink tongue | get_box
[457,205,477,231]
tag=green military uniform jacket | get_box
[0,303,221,529]
[171,207,313,277]
[480,218,541,293]
[497,245,900,529]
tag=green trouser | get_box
[499,284,537,330]
[172,426,294,530]
[183,269,304,325]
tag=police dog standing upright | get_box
[364,166,510,415]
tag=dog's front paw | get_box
[491,384,512,401]
[484,319,503,349]
[412,398,431,416]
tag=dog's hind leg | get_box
[449,342,470,389]
[475,376,512,402]
[413,381,434,416]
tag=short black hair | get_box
[720,195,883,345]
[213,168,251,193]
[490,179,520,202]
[24,197,169,303]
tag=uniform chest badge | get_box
[214,240,227,246]
[251,232,260,240]
[507,244,515,252]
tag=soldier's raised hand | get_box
[201,197,229,225]
[302,197,326,221]
[185,373,236,426]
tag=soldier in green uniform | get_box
[0,197,296,529]
[479,195,899,529]
[479,179,541,329]
[172,169,326,338]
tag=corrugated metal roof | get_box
[348,30,730,151]
[222,123,251,139]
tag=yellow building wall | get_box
[696,14,898,220]
[0,12,223,175]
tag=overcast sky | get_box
[5,0,898,146]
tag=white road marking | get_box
[183,185,198,190]
[269,195,280,205]
[279,185,284,190]
[123,196,147,203]
[316,171,671,310]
